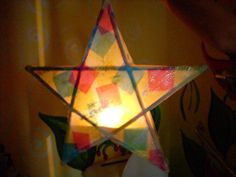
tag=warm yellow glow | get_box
[98,106,124,128]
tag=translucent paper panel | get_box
[134,66,207,109]
[73,70,142,131]
[33,69,78,104]
[65,112,103,151]
[113,112,168,171]
[84,4,125,67]
[116,29,134,64]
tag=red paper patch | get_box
[72,132,90,150]
[98,6,113,33]
[69,70,78,85]
[70,69,98,93]
[148,70,174,91]
[96,84,121,108]
[79,70,98,93]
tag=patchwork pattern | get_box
[96,83,121,108]
[112,70,144,94]
[27,1,206,171]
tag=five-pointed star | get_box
[26,2,206,171]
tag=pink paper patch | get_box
[149,149,168,171]
[148,70,174,91]
[96,84,121,108]
[73,132,90,150]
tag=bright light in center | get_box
[98,106,124,128]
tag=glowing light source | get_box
[98,106,124,128]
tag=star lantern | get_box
[26,1,207,171]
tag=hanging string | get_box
[35,0,45,66]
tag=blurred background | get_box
[0,0,235,177]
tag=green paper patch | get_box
[53,71,74,97]
[124,128,148,151]
[91,30,115,57]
